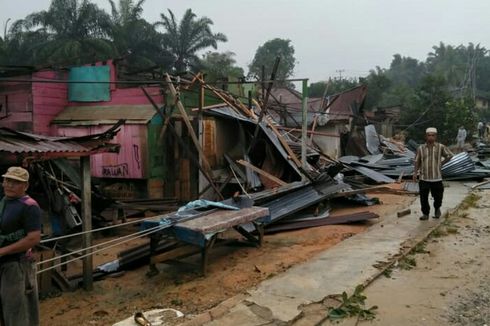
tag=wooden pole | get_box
[164,74,214,176]
[301,79,309,170]
[80,155,93,290]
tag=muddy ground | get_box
[322,190,490,326]
[39,191,414,326]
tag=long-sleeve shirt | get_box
[415,142,453,181]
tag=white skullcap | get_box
[426,127,437,134]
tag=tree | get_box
[200,51,244,82]
[387,54,426,88]
[108,0,170,71]
[17,0,114,65]
[248,38,296,82]
[308,78,359,98]
[156,8,227,73]
[360,67,392,110]
[400,74,452,143]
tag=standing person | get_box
[0,167,41,326]
[413,128,453,220]
[478,121,484,138]
[456,125,467,152]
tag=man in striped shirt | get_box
[413,127,453,220]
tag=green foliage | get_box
[327,285,378,321]
[360,67,392,109]
[387,54,426,88]
[308,78,359,97]
[399,74,453,143]
[248,38,296,82]
[200,51,244,82]
[108,0,171,71]
[14,0,114,65]
[398,255,417,270]
[156,8,227,73]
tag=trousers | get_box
[419,180,444,216]
[0,260,39,326]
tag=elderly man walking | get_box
[0,167,41,326]
[413,127,453,220]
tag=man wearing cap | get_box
[413,128,453,220]
[0,166,41,326]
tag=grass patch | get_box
[398,255,417,270]
[327,285,378,321]
[412,241,429,254]
[459,193,480,210]
[431,228,447,238]
[382,267,393,278]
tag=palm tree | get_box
[19,0,114,65]
[0,19,48,65]
[156,8,227,73]
[108,0,171,71]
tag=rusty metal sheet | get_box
[0,127,119,155]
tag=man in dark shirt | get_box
[0,166,41,326]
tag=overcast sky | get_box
[2,0,490,83]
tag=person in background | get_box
[478,121,484,138]
[0,167,41,326]
[413,127,453,220]
[456,125,467,152]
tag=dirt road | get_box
[323,190,490,326]
[40,193,413,326]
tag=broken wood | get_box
[142,86,224,200]
[397,208,411,218]
[236,159,287,187]
[164,74,214,176]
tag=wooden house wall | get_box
[56,124,148,179]
[0,75,33,131]
[32,71,68,135]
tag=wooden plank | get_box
[81,156,93,290]
[236,159,287,187]
[36,249,54,296]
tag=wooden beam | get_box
[236,159,287,187]
[164,74,214,176]
[141,86,224,200]
[80,156,93,290]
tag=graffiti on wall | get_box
[102,163,129,177]
[133,144,141,170]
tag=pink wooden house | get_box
[0,61,167,199]
[0,70,68,135]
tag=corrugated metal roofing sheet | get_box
[53,105,157,125]
[0,127,119,155]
